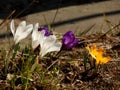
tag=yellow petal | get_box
[100,56,111,64]
[86,44,111,65]
[86,44,98,60]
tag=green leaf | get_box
[83,52,89,71]
[12,43,20,60]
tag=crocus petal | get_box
[73,39,79,46]
[45,35,56,45]
[38,27,51,36]
[14,24,33,44]
[10,19,15,36]
[69,38,79,48]
[40,34,56,57]
[32,23,39,41]
[24,24,33,33]
[86,44,98,59]
[39,31,62,57]
[39,30,46,49]
[46,42,62,53]
[41,35,57,53]
[67,31,75,41]
[100,56,111,64]
[14,21,26,38]
[86,44,111,65]
[10,19,34,44]
[32,23,40,49]
[63,31,74,45]
[40,42,62,57]
[62,30,79,49]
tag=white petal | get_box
[39,34,62,57]
[45,35,56,44]
[33,23,39,31]
[40,42,62,57]
[40,50,46,58]
[46,42,62,53]
[14,24,33,44]
[32,40,40,49]
[43,35,57,50]
[14,35,19,44]
[32,23,41,49]
[24,24,33,34]
[10,19,15,36]
[39,30,46,49]
[15,21,26,36]
[40,35,56,49]
[32,23,39,42]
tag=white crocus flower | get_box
[32,23,40,49]
[10,19,33,44]
[39,30,62,58]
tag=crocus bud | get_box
[62,30,79,49]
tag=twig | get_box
[14,0,36,18]
[0,0,36,29]
[51,0,62,31]
[47,59,59,70]
[44,59,59,74]
[0,10,15,27]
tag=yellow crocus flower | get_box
[86,44,111,65]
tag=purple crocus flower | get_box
[62,30,79,49]
[38,27,51,36]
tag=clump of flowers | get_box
[32,23,62,58]
[1,15,115,90]
[86,44,111,65]
[32,23,52,50]
[62,30,79,50]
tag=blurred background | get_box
[0,0,111,18]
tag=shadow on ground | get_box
[0,9,120,39]
[0,0,110,18]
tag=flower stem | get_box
[31,55,39,72]
[25,70,30,90]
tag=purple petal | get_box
[62,31,74,44]
[69,38,79,48]
[62,30,79,49]
[38,27,51,36]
